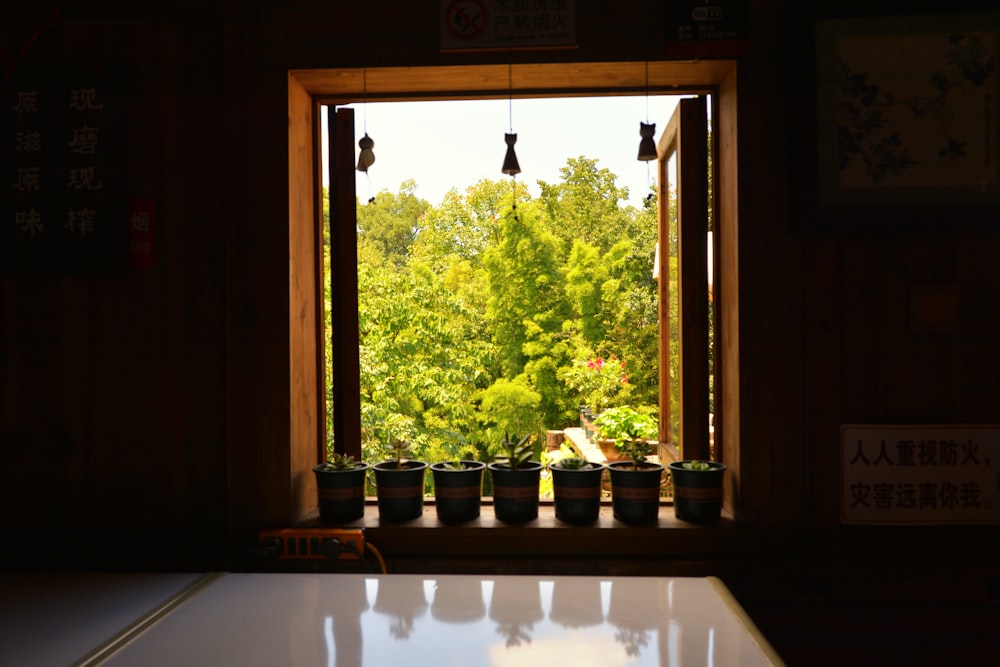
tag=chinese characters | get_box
[4,79,121,272]
[842,426,999,524]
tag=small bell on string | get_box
[357,133,375,172]
[637,122,657,161]
[501,132,521,175]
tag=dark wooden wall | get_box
[2,2,998,665]
[1,8,230,567]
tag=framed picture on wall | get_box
[815,12,1000,210]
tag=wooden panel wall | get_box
[0,0,997,604]
[1,16,228,568]
[2,1,998,663]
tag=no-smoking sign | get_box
[445,0,487,41]
[440,0,575,51]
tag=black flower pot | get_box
[667,461,726,524]
[608,461,664,525]
[431,460,485,524]
[549,462,605,525]
[373,460,428,523]
[313,462,369,524]
[488,461,543,524]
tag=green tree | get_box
[521,318,575,427]
[477,377,544,456]
[410,178,513,271]
[356,180,430,268]
[483,201,566,380]
[597,236,659,409]
[537,156,634,255]
[563,239,607,343]
[357,259,494,465]
[332,156,666,471]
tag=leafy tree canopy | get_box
[328,157,667,468]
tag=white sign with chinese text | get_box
[841,424,1000,525]
[440,0,576,51]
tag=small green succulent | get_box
[498,433,534,470]
[554,456,590,470]
[616,429,652,470]
[318,452,358,471]
[388,439,413,469]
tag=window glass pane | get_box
[323,96,688,495]
[664,153,681,450]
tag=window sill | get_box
[290,500,751,570]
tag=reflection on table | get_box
[96,573,784,666]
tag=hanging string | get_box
[510,63,516,214]
[501,59,521,216]
[637,60,658,201]
[508,62,514,133]
[645,61,650,123]
[364,70,373,202]
[363,71,370,160]
[356,68,376,203]
[646,62,651,196]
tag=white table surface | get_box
[84,572,785,666]
[0,571,208,667]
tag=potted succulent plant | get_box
[548,454,605,525]
[667,459,726,523]
[313,452,369,524]
[430,458,486,524]
[487,433,543,524]
[607,429,664,525]
[372,440,428,523]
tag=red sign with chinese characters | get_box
[129,198,156,269]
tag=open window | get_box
[656,97,712,463]
[287,61,738,521]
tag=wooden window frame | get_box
[286,61,739,524]
[658,96,712,461]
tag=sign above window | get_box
[664,0,750,57]
[440,0,576,51]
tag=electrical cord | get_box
[319,536,387,573]
[365,541,388,574]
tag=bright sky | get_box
[322,95,685,210]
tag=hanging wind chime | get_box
[637,62,658,163]
[637,61,657,205]
[501,62,521,215]
[356,69,376,204]
[637,121,657,161]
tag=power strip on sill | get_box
[258,527,365,560]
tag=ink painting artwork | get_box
[816,12,1000,210]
